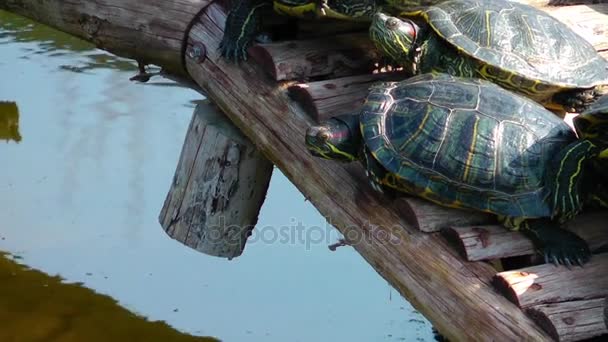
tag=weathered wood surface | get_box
[287,72,408,121]
[0,0,212,76]
[396,197,495,233]
[493,253,608,309]
[249,33,379,81]
[183,4,550,341]
[444,211,608,261]
[527,298,608,342]
[159,101,273,259]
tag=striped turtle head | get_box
[305,115,361,162]
[370,13,419,65]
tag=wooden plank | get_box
[444,211,608,261]
[159,101,273,259]
[287,72,408,121]
[396,197,495,233]
[527,298,608,342]
[493,253,608,309]
[184,4,552,340]
[248,33,379,81]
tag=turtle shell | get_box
[415,0,608,88]
[360,73,577,218]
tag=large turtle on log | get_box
[305,73,608,266]
[368,0,608,113]
[219,0,447,62]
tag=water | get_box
[0,10,434,341]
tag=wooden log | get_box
[287,72,409,121]
[0,101,21,143]
[159,101,273,259]
[248,33,379,81]
[396,197,496,233]
[0,0,212,76]
[493,253,608,309]
[605,297,608,328]
[444,211,608,261]
[526,298,608,342]
[183,4,551,341]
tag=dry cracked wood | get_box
[159,101,273,259]
[493,253,608,309]
[444,211,608,261]
[527,298,608,342]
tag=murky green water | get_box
[0,10,434,341]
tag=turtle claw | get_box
[524,221,591,267]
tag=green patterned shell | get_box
[360,73,577,218]
[418,0,608,88]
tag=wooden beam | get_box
[526,298,608,342]
[493,253,608,309]
[444,211,608,261]
[0,0,212,76]
[159,101,273,259]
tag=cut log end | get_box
[526,299,608,342]
[159,101,273,259]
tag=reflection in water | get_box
[0,253,218,342]
[0,101,21,142]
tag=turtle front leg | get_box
[219,0,270,62]
[547,140,599,220]
[552,88,600,113]
[521,219,591,267]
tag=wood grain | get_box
[493,253,608,309]
[159,101,273,259]
[527,298,608,342]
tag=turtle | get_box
[219,0,448,62]
[573,94,608,149]
[305,73,606,266]
[368,0,608,113]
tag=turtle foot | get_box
[554,88,599,113]
[219,38,250,63]
[524,221,591,267]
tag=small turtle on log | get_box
[368,0,608,113]
[305,73,608,266]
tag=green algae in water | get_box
[0,101,21,143]
[0,253,219,342]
